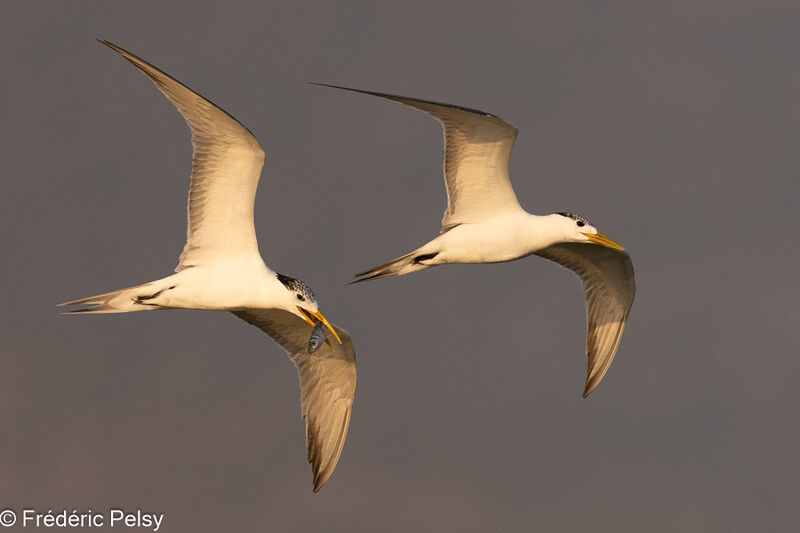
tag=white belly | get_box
[430,213,558,265]
[149,257,278,310]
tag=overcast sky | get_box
[2,2,799,531]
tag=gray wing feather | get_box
[315,85,522,232]
[100,41,265,271]
[535,242,635,397]
[232,309,357,492]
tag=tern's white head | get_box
[553,212,625,251]
[276,273,342,343]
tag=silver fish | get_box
[307,320,329,353]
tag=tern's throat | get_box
[523,213,570,253]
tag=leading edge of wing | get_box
[311,82,507,121]
[99,40,261,141]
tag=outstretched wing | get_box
[100,41,266,271]
[535,242,635,397]
[316,84,523,232]
[233,309,357,492]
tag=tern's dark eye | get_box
[296,294,305,301]
[576,220,585,227]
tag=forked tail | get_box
[59,281,172,314]
[351,250,440,283]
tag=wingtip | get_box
[582,379,600,398]
[309,464,329,493]
[310,82,371,96]
[312,83,506,121]
[96,39,116,50]
[97,40,130,58]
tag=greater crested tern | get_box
[319,84,634,397]
[61,42,356,492]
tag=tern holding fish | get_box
[61,42,356,492]
[308,320,332,353]
[319,84,634,397]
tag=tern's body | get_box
[322,84,635,397]
[62,42,356,493]
[407,212,577,265]
[89,257,282,312]
[169,260,280,310]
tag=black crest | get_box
[557,212,590,227]
[276,273,317,303]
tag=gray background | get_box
[2,1,798,531]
